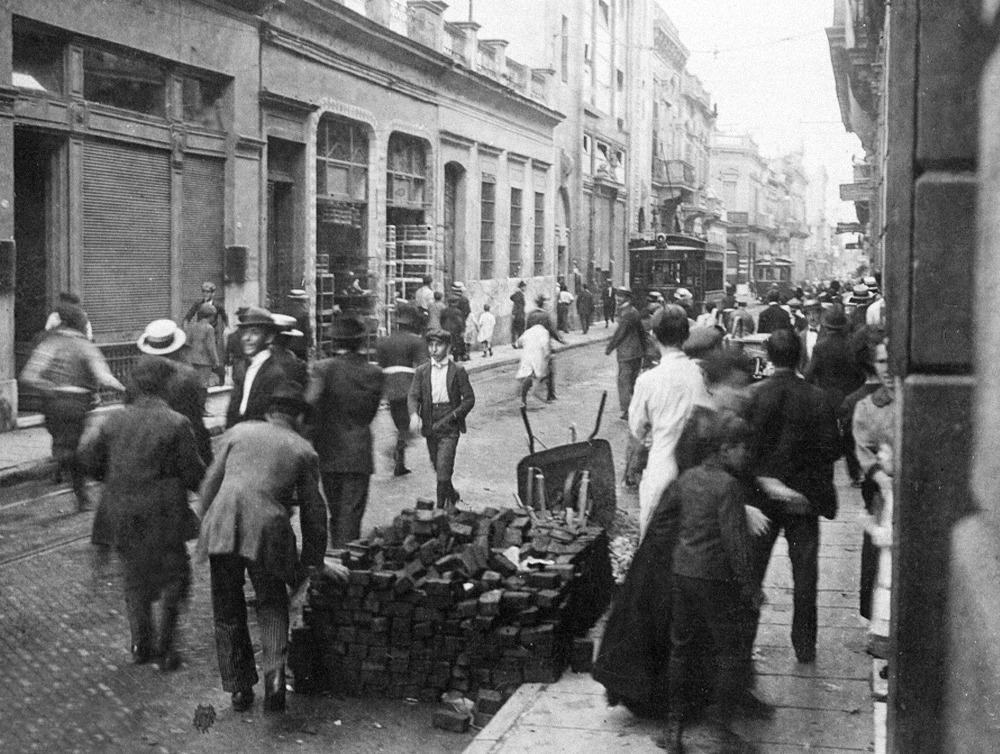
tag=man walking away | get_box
[376,304,429,477]
[556,283,574,333]
[183,282,228,385]
[183,303,220,388]
[601,278,616,327]
[408,328,475,510]
[20,303,125,510]
[576,284,594,334]
[745,329,840,664]
[306,316,384,548]
[757,289,792,333]
[510,280,528,347]
[79,356,204,671]
[198,382,337,713]
[628,305,708,538]
[604,288,646,420]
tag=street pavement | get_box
[465,464,876,754]
[0,327,627,753]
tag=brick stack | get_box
[288,500,613,700]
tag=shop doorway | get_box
[14,128,64,409]
[443,162,466,288]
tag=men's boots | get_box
[393,435,411,477]
[655,715,683,753]
[264,668,287,712]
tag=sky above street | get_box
[660,0,863,222]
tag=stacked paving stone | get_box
[289,500,613,701]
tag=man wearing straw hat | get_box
[306,316,384,547]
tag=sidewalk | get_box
[0,326,612,487]
[465,466,876,753]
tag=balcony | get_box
[727,211,749,226]
[652,158,696,189]
[751,212,775,230]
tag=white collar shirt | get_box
[430,357,451,403]
[239,349,271,416]
[806,327,819,360]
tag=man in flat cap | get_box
[408,328,476,510]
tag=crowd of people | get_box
[16,270,893,741]
[18,281,482,715]
[593,273,893,752]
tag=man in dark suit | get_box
[804,307,866,483]
[80,356,205,671]
[376,304,429,477]
[198,382,335,713]
[225,307,289,429]
[408,328,476,510]
[757,289,792,334]
[601,278,617,327]
[797,298,824,374]
[306,316,384,547]
[510,280,527,347]
[605,288,647,420]
[745,329,840,663]
[576,284,595,335]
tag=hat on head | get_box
[267,380,308,415]
[238,306,278,328]
[395,303,421,330]
[56,303,88,334]
[673,287,693,302]
[802,297,822,311]
[137,319,187,355]
[766,289,782,303]
[287,289,309,301]
[683,326,724,358]
[425,327,451,344]
[451,282,465,292]
[328,315,367,344]
[787,297,802,309]
[849,284,874,304]
[271,313,298,335]
[822,308,850,331]
[614,287,633,298]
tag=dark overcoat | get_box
[84,397,205,556]
[803,331,865,412]
[757,304,792,334]
[604,303,646,362]
[225,355,289,428]
[305,352,384,474]
[376,330,429,402]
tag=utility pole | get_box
[468,0,473,22]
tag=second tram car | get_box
[751,256,794,301]
[627,233,725,311]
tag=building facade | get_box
[0,0,564,412]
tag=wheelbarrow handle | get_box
[588,390,608,441]
[521,404,535,454]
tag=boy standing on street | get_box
[660,411,767,753]
[407,328,476,510]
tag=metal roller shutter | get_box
[181,156,225,312]
[82,139,171,341]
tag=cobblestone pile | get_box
[289,500,613,701]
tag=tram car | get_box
[751,256,795,302]
[627,233,725,312]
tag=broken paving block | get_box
[432,708,470,733]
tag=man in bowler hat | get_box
[306,316,384,547]
[226,306,290,428]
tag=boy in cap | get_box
[408,328,476,510]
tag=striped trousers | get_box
[209,554,289,693]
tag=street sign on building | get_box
[839,182,873,202]
[835,222,865,234]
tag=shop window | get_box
[12,20,64,94]
[480,177,496,279]
[83,48,166,117]
[317,116,368,203]
[533,192,545,276]
[387,133,427,208]
[509,187,523,277]
[182,75,226,130]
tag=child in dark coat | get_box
[660,411,768,753]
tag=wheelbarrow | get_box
[516,391,617,529]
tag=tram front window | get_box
[650,261,682,286]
